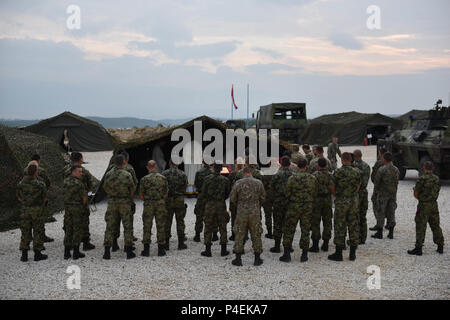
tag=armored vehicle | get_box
[256,102,307,143]
[378,100,450,180]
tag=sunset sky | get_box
[0,0,449,120]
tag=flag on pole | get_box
[231,85,238,110]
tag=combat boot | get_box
[112,238,120,252]
[20,250,28,262]
[33,250,48,262]
[270,238,281,253]
[321,239,329,252]
[371,228,383,239]
[229,232,235,241]
[387,227,394,239]
[158,244,166,257]
[193,232,201,242]
[73,245,85,260]
[178,238,188,250]
[201,244,212,257]
[254,253,263,266]
[407,247,422,256]
[82,239,95,251]
[133,236,138,242]
[265,229,273,239]
[279,247,291,263]
[43,234,54,243]
[437,244,444,254]
[141,244,150,257]
[212,232,219,242]
[64,246,72,260]
[103,246,111,260]
[300,249,308,263]
[123,244,136,252]
[369,225,378,231]
[232,253,242,266]
[328,246,343,261]
[309,240,320,253]
[125,245,136,259]
[221,244,229,256]
[349,246,357,261]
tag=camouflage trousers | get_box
[204,200,229,245]
[415,201,444,248]
[311,196,333,241]
[63,205,84,247]
[165,196,186,240]
[283,202,312,250]
[272,199,288,241]
[194,194,218,234]
[358,189,369,242]
[104,200,133,247]
[142,200,166,245]
[262,197,274,233]
[233,212,263,254]
[371,191,380,222]
[114,200,136,239]
[375,196,397,229]
[19,206,44,251]
[333,196,360,247]
[81,203,91,241]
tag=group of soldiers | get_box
[16,136,445,264]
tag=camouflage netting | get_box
[302,112,403,146]
[0,125,66,230]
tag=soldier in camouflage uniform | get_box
[372,152,399,240]
[291,144,305,166]
[310,158,335,252]
[17,164,48,262]
[193,162,213,242]
[261,173,274,239]
[302,144,314,164]
[162,160,188,250]
[270,156,293,253]
[201,163,231,257]
[227,159,244,241]
[64,152,96,250]
[328,153,361,262]
[309,146,332,174]
[353,149,371,244]
[408,161,444,256]
[63,166,88,260]
[327,137,342,170]
[280,158,317,263]
[115,151,138,245]
[102,155,136,260]
[230,166,266,266]
[139,160,168,257]
[24,155,53,243]
[369,147,386,231]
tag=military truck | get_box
[256,102,307,144]
[377,100,450,180]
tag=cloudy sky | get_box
[0,0,449,120]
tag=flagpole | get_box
[246,83,249,130]
[231,84,233,120]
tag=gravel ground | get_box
[1,146,449,300]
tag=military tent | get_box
[301,112,403,146]
[0,125,66,230]
[93,115,291,202]
[397,109,429,123]
[24,111,117,152]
